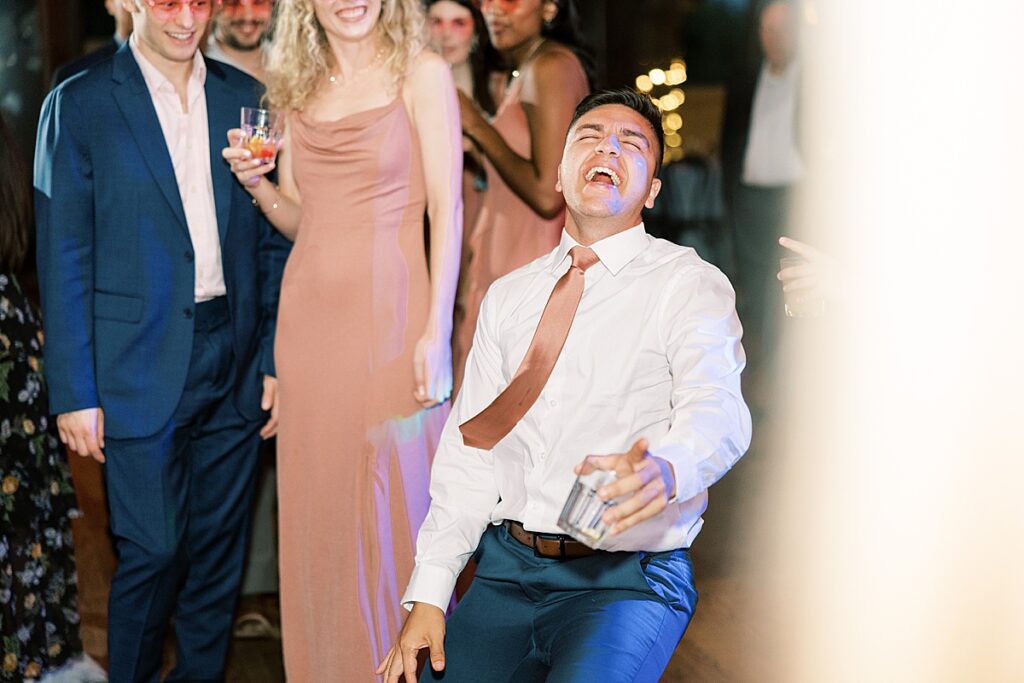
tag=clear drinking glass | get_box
[240,107,284,162]
[557,469,622,549]
[780,256,826,318]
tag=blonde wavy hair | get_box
[264,0,426,111]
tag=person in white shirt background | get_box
[378,88,751,683]
[721,0,801,409]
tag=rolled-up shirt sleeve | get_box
[401,290,505,612]
[650,265,752,504]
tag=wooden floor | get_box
[71,418,776,682]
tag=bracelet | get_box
[251,186,281,215]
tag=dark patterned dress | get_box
[0,272,83,681]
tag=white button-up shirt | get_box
[403,224,752,611]
[130,34,226,302]
[742,59,805,187]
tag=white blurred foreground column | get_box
[765,2,1024,681]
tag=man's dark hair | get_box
[0,113,32,275]
[567,88,665,175]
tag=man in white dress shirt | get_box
[379,89,751,683]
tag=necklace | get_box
[328,48,386,86]
[509,37,546,82]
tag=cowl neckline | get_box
[296,95,401,130]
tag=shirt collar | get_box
[130,33,207,96]
[552,223,651,276]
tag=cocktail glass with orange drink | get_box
[240,106,283,163]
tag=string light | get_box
[634,58,689,166]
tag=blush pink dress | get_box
[452,45,589,393]
[275,95,449,681]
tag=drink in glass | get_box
[779,256,826,318]
[557,469,622,548]
[241,107,283,162]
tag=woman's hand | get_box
[413,331,453,408]
[457,90,487,141]
[222,128,276,188]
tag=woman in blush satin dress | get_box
[452,0,591,394]
[223,0,462,679]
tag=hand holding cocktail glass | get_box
[223,107,283,188]
[777,236,845,317]
[559,438,676,546]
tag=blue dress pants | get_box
[103,298,263,683]
[424,524,698,683]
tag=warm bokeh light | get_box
[659,93,681,111]
[633,59,689,166]
[664,132,682,148]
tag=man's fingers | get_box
[576,453,615,475]
[779,235,823,261]
[375,646,395,676]
[402,646,420,683]
[608,480,666,534]
[625,438,649,463]
[777,263,815,282]
[599,459,659,500]
[427,633,446,671]
[97,409,105,449]
[781,275,819,293]
[87,436,105,464]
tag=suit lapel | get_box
[205,63,234,246]
[110,45,189,234]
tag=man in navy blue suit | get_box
[33,1,288,680]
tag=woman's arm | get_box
[223,120,303,240]
[406,50,464,407]
[459,48,587,219]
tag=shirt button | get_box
[183,308,193,319]
[538,449,546,460]
[548,399,558,407]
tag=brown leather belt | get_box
[505,520,599,560]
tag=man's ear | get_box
[644,177,662,210]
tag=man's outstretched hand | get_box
[575,438,676,535]
[376,602,446,682]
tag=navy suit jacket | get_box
[34,44,289,439]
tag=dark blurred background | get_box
[2,0,763,175]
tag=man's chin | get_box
[569,199,623,219]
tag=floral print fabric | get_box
[0,273,83,682]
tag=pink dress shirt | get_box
[130,35,226,302]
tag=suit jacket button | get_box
[184,308,193,319]
[185,251,194,262]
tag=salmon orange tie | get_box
[460,246,600,449]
